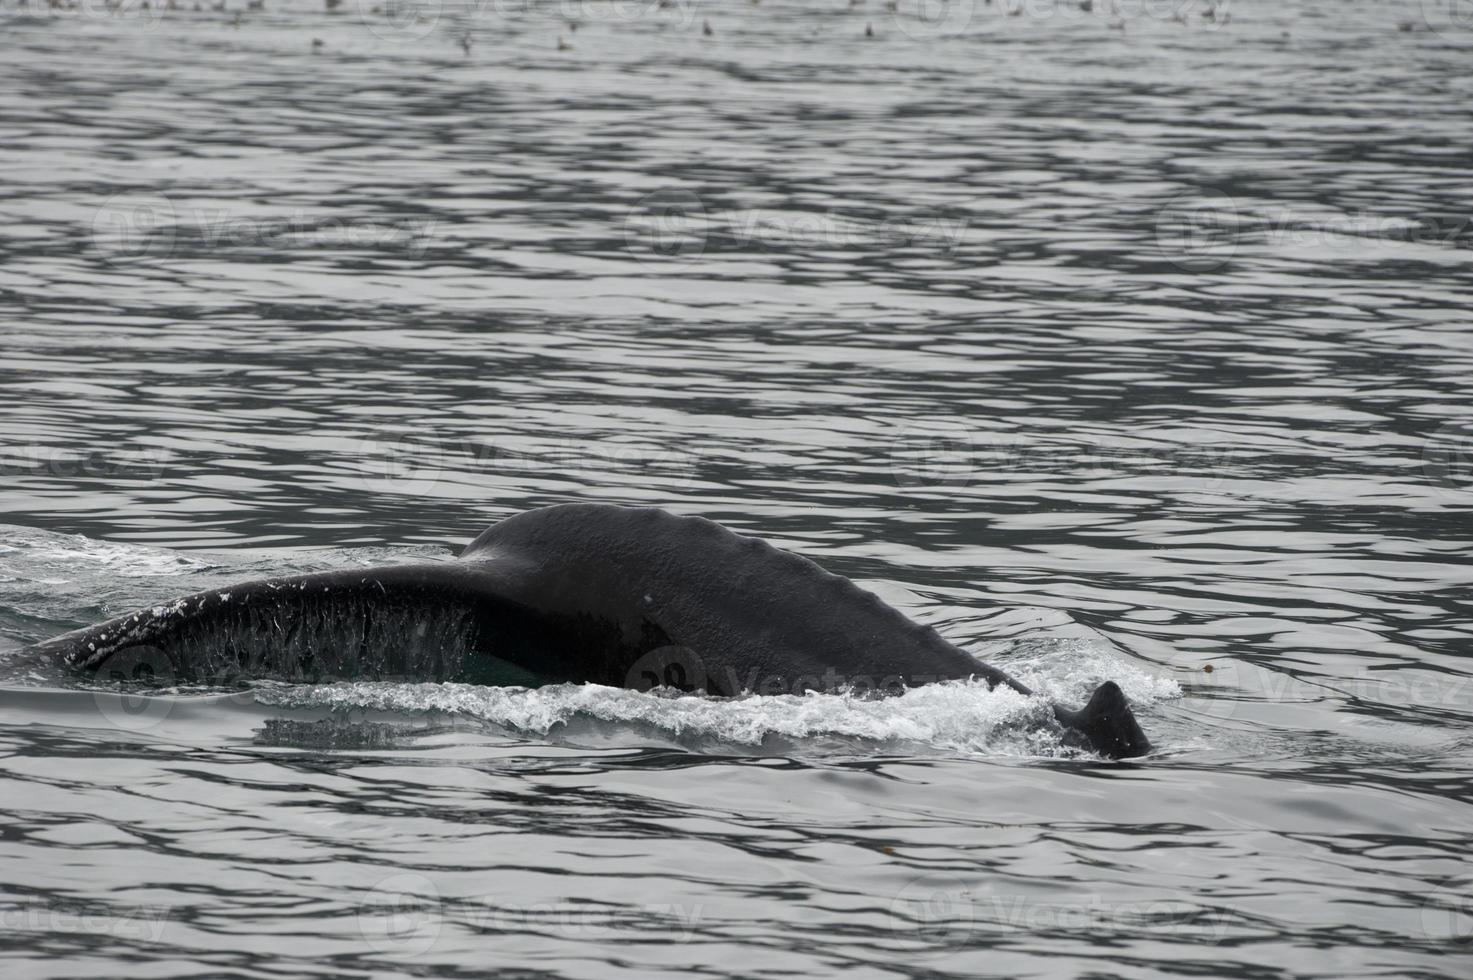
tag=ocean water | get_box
[2,1,1472,977]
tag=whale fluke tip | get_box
[1057,680,1152,759]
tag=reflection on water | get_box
[1,1,1472,977]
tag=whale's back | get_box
[460,503,1005,695]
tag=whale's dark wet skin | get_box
[35,504,1150,758]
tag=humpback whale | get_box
[34,503,1151,758]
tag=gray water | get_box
[2,1,1472,977]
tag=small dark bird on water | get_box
[865,21,874,38]
[557,35,572,51]
[311,37,324,50]
[325,0,341,9]
[703,19,713,36]
[1078,0,1091,11]
[460,34,471,55]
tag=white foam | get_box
[0,525,213,580]
[255,645,1178,758]
[1001,637,1182,707]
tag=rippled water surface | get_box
[2,1,1472,977]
